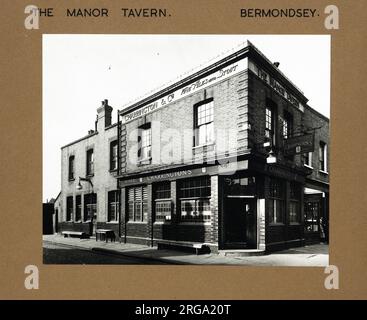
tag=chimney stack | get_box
[96,99,113,132]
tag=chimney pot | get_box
[273,62,280,68]
[96,98,113,130]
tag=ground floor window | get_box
[128,186,148,222]
[66,196,73,221]
[268,178,285,224]
[289,182,301,223]
[108,190,120,222]
[75,195,82,222]
[180,198,211,222]
[155,201,172,222]
[84,193,97,222]
[289,201,300,223]
[154,182,171,222]
[179,176,211,222]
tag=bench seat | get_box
[156,240,209,255]
[61,231,87,239]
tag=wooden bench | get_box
[156,240,209,255]
[95,229,116,243]
[62,231,87,239]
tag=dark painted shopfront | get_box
[116,154,312,252]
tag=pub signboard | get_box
[283,132,315,156]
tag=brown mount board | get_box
[0,0,366,300]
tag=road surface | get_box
[43,242,167,264]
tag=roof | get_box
[61,122,117,149]
[305,104,330,122]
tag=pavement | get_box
[43,241,168,264]
[43,234,329,266]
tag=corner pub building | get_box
[56,41,329,253]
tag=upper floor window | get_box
[303,152,313,168]
[110,140,118,171]
[68,155,75,180]
[282,111,293,139]
[138,123,151,160]
[265,107,275,146]
[319,141,328,172]
[86,149,94,176]
[195,100,214,146]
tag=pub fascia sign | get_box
[248,60,305,112]
[121,58,249,124]
[119,160,249,187]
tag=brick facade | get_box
[57,41,329,253]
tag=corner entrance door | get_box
[224,197,256,248]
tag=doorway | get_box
[304,196,322,243]
[223,197,257,248]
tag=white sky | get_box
[43,34,330,201]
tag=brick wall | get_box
[248,69,304,167]
[303,106,330,184]
[59,106,119,233]
[121,70,249,175]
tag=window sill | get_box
[127,221,147,224]
[86,174,94,178]
[269,223,285,226]
[289,222,301,226]
[304,164,313,169]
[154,221,171,224]
[137,158,152,166]
[68,178,75,182]
[106,221,118,224]
[192,142,215,150]
[109,168,118,173]
[319,170,329,175]
[178,221,211,226]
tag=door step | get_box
[218,249,266,257]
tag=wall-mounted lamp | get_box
[76,176,94,190]
[266,149,277,164]
[76,181,83,190]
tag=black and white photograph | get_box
[42,34,330,266]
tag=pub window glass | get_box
[86,149,94,176]
[319,141,327,172]
[195,100,214,146]
[265,107,276,146]
[154,182,171,222]
[268,178,285,224]
[138,124,152,160]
